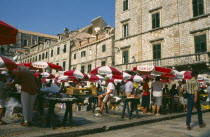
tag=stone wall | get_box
[115,0,210,71]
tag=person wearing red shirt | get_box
[142,77,150,114]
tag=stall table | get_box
[121,97,140,119]
[44,97,77,128]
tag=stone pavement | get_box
[0,108,209,137]
[82,112,210,137]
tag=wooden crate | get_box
[66,87,92,95]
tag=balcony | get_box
[115,52,210,71]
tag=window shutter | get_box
[194,35,206,53]
[123,50,128,64]
[152,14,156,29]
[193,0,198,17]
[156,13,160,28]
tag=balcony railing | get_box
[115,52,210,71]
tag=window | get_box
[153,44,161,59]
[56,63,59,72]
[122,50,129,64]
[193,0,204,17]
[81,66,85,73]
[30,58,32,62]
[23,40,28,46]
[35,56,37,61]
[73,67,76,70]
[33,57,34,62]
[45,52,48,58]
[81,51,86,57]
[102,45,106,52]
[42,53,45,60]
[194,34,206,53]
[101,61,106,66]
[74,53,77,59]
[88,64,92,73]
[123,24,128,37]
[152,12,160,29]
[63,44,66,53]
[57,47,60,55]
[123,0,128,11]
[51,50,53,57]
[63,61,66,71]
[39,55,41,60]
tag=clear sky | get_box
[0,0,115,36]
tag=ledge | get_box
[120,45,131,50]
[120,18,131,23]
[188,14,209,22]
[149,6,162,13]
[190,27,210,34]
[150,38,164,43]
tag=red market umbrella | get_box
[0,20,18,45]
[107,72,131,80]
[18,63,43,72]
[131,75,143,82]
[133,66,172,75]
[0,56,17,70]
[31,62,62,70]
[55,75,70,80]
[89,75,104,82]
[34,72,55,79]
[90,66,122,76]
[64,70,89,80]
[174,70,192,80]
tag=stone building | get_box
[115,0,210,73]
[20,17,114,76]
[0,29,57,61]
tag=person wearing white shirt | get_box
[125,79,134,97]
[95,77,115,117]
[151,76,163,115]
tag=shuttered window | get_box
[57,47,60,55]
[42,53,45,60]
[45,52,48,58]
[152,12,160,29]
[74,53,76,59]
[123,24,128,37]
[101,61,106,66]
[122,50,129,64]
[193,0,204,17]
[123,0,128,11]
[194,34,206,53]
[102,45,106,52]
[88,64,92,73]
[63,61,66,71]
[63,44,66,53]
[153,44,161,59]
[81,66,85,73]
[51,50,53,57]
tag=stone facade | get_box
[115,0,210,73]
[0,29,57,61]
[20,17,114,76]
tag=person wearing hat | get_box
[95,77,116,117]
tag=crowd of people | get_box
[0,66,208,130]
[93,71,207,130]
